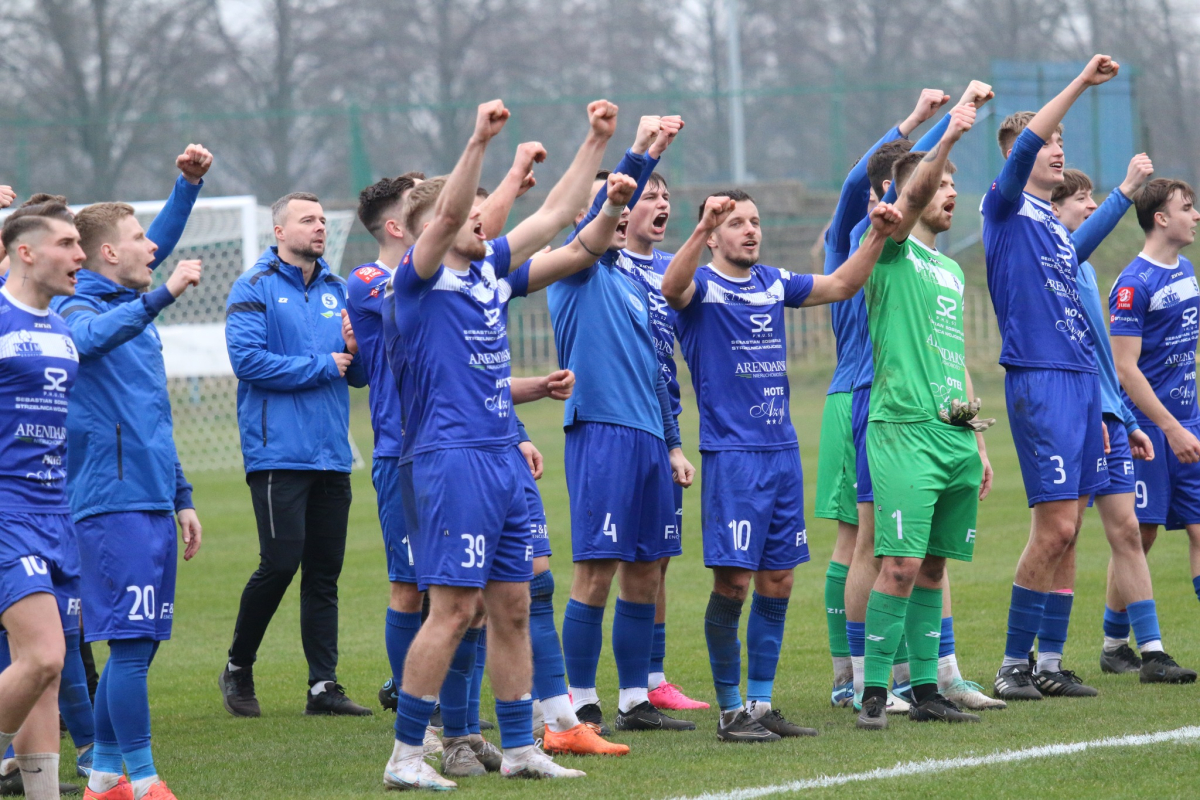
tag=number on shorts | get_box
[18,556,48,577]
[126,585,156,621]
[402,535,414,567]
[892,509,904,540]
[460,534,486,568]
[728,520,751,551]
[1135,480,1148,509]
[602,513,618,542]
[1050,455,1067,485]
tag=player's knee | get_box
[918,558,946,585]
[390,581,423,613]
[21,642,65,689]
[572,561,616,605]
[754,569,793,598]
[712,570,751,603]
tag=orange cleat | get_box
[84,776,134,800]
[542,723,631,756]
[140,781,179,800]
[648,682,711,710]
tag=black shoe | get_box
[305,682,373,716]
[614,701,696,731]
[575,702,612,737]
[855,695,888,730]
[752,705,818,737]
[219,665,261,717]
[428,703,443,730]
[479,718,495,731]
[908,693,981,723]
[378,677,398,711]
[717,709,780,742]
[0,769,80,795]
[993,664,1042,701]
[1139,651,1198,684]
[1033,669,1099,697]
[1100,644,1142,674]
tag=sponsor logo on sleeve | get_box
[355,266,385,283]
[1116,287,1135,310]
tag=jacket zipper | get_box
[116,423,124,480]
[261,398,268,446]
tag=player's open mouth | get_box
[652,212,669,231]
[944,201,956,214]
[615,220,628,236]
[473,222,485,240]
[1050,161,1064,171]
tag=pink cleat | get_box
[648,682,710,710]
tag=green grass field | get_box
[64,371,1200,799]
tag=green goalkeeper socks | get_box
[824,562,850,659]
[864,590,908,690]
[906,586,944,691]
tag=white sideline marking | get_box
[671,726,1200,799]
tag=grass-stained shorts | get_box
[815,392,858,524]
[868,420,981,562]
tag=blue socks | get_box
[1103,606,1130,640]
[442,628,481,738]
[1037,591,1073,655]
[104,639,158,779]
[704,592,744,711]
[651,622,666,677]
[747,593,788,704]
[385,608,421,687]
[91,666,122,775]
[939,616,955,659]
[1127,599,1162,649]
[612,598,655,690]
[562,600,604,691]
[1004,584,1048,661]
[60,633,95,748]
[469,627,486,735]
[395,690,436,746]
[494,697,534,750]
[846,620,865,659]
[529,571,569,701]
[1194,576,1200,604]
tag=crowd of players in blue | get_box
[0,51,1197,797]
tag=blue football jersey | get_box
[380,284,417,465]
[675,264,814,451]
[0,287,79,512]
[1110,254,1200,426]
[392,237,531,455]
[346,261,405,459]
[618,248,681,417]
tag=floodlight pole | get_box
[725,0,747,184]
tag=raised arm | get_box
[1030,55,1118,143]
[147,144,212,268]
[802,202,903,306]
[891,104,975,244]
[661,195,734,310]
[478,142,547,239]
[576,115,669,233]
[1072,153,1152,261]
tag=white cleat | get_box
[423,726,443,759]
[884,690,910,715]
[942,678,1008,710]
[384,758,458,791]
[501,745,586,779]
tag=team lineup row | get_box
[0,52,1197,797]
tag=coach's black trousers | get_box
[229,469,351,685]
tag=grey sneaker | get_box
[441,736,487,778]
[1139,651,1198,684]
[855,695,888,730]
[1100,643,1142,674]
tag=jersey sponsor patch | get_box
[1116,286,1135,310]
[355,265,385,283]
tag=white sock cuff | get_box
[648,671,666,690]
[569,687,599,712]
[16,753,59,800]
[617,687,648,713]
[1140,639,1164,653]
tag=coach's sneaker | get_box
[306,681,374,716]
[76,743,94,778]
[855,695,888,730]
[891,679,914,704]
[83,777,131,800]
[993,664,1042,701]
[1033,669,1098,697]
[379,677,400,711]
[751,705,819,738]
[830,679,854,708]
[500,745,586,779]
[615,701,696,731]
[441,737,487,778]
[384,757,457,791]
[717,708,779,742]
[218,665,261,717]
[1100,644,1142,674]
[1139,651,1198,684]
[941,678,1007,710]
[543,724,630,756]
[423,727,443,758]
[467,735,502,771]
[574,703,612,737]
[909,693,981,723]
[647,682,711,710]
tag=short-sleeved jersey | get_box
[618,248,681,417]
[392,237,531,455]
[1109,253,1200,426]
[346,261,404,459]
[380,285,417,465]
[0,287,79,512]
[864,236,967,424]
[675,264,814,451]
[848,215,875,391]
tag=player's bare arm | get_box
[511,369,575,404]
[803,201,903,305]
[661,195,736,309]
[411,100,509,279]
[479,141,548,239]
[1024,55,1118,145]
[898,88,949,137]
[890,104,976,244]
[1113,335,1200,463]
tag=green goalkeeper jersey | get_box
[864,234,968,424]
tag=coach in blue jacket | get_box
[220,191,370,718]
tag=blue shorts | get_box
[1097,414,1136,497]
[0,512,80,636]
[700,449,810,571]
[1006,368,1107,506]
[514,448,552,559]
[673,482,684,555]
[412,447,533,589]
[565,422,680,563]
[77,511,177,642]
[372,457,417,584]
[1133,420,1200,529]
[852,387,873,503]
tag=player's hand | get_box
[957,80,994,110]
[1166,423,1200,464]
[587,100,619,140]
[518,440,544,480]
[868,202,903,238]
[472,100,510,144]
[697,195,735,233]
[979,451,994,501]
[0,185,16,209]
[165,259,202,298]
[1080,54,1119,86]
[1130,428,1155,461]
[908,88,950,128]
[669,447,695,488]
[607,173,638,207]
[1119,153,1154,198]
[944,103,976,143]
[648,115,684,159]
[632,115,662,155]
[545,369,574,401]
[331,352,354,376]
[176,144,213,184]
[1102,420,1111,454]
[178,508,203,560]
[340,309,358,355]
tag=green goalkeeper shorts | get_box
[815,392,858,524]
[868,420,982,562]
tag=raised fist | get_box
[946,103,976,141]
[0,185,15,209]
[587,100,619,139]
[1121,153,1154,196]
[176,144,213,184]
[606,172,638,207]
[1081,54,1119,86]
[649,115,684,159]
[632,115,662,155]
[473,100,510,143]
[698,195,735,232]
[911,88,950,125]
[958,80,994,109]
[165,259,202,298]
[869,202,903,239]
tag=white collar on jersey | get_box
[707,263,753,283]
[908,236,940,255]
[0,285,49,316]
[1137,251,1180,270]
[374,259,395,275]
[1023,192,1055,211]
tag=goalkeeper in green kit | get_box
[854,100,998,730]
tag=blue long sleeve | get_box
[225,282,339,391]
[827,126,903,256]
[996,127,1043,204]
[173,462,194,511]
[878,114,954,205]
[345,352,367,388]
[147,175,202,269]
[516,417,530,443]
[573,149,657,238]
[59,285,176,359]
[1071,188,1131,264]
[656,369,681,450]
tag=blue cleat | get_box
[75,743,93,778]
[891,679,914,704]
[830,680,854,708]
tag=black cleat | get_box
[305,682,373,716]
[855,695,888,730]
[908,693,981,723]
[994,664,1043,701]
[1100,644,1142,674]
[1033,669,1098,697]
[479,718,495,731]
[717,709,780,742]
[219,665,261,717]
[752,706,818,737]
[575,702,612,737]
[1139,651,1198,684]
[0,769,80,795]
[428,703,443,730]
[614,701,696,731]
[378,677,399,711]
